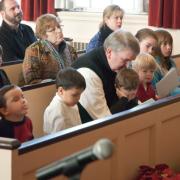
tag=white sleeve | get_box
[77,68,111,119]
[43,105,66,134]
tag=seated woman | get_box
[86,4,124,52]
[20,14,77,85]
[152,29,180,96]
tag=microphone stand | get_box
[68,173,81,180]
[64,159,84,180]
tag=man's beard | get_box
[5,12,23,26]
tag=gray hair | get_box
[104,30,140,56]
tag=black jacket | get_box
[72,47,118,108]
[0,69,10,88]
[0,21,37,62]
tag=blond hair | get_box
[132,53,157,71]
[100,4,124,28]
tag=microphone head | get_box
[92,138,114,160]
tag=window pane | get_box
[91,0,111,9]
[74,0,89,8]
[113,0,144,13]
[74,0,145,13]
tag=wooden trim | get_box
[1,60,23,66]
[21,80,56,91]
[0,138,21,150]
[171,54,180,58]
[19,95,180,154]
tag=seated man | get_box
[72,30,140,119]
[0,0,37,62]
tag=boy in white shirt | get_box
[44,67,92,134]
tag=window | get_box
[73,0,148,13]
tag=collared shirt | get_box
[44,94,82,134]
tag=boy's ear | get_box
[57,86,64,95]
[0,107,8,116]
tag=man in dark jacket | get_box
[72,30,140,119]
[0,0,37,62]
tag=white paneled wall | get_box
[57,11,180,55]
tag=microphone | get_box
[36,138,114,180]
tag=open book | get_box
[138,98,155,105]
[156,68,180,98]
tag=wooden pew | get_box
[22,81,56,138]
[1,60,22,85]
[172,54,180,75]
[1,95,180,180]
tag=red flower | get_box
[136,164,180,180]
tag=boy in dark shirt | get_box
[110,68,140,114]
[0,84,33,143]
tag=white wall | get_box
[57,11,180,55]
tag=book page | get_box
[156,68,179,98]
[138,98,155,105]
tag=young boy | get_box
[44,67,93,134]
[0,45,11,88]
[110,68,140,114]
[132,53,158,102]
[0,85,34,143]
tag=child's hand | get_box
[155,95,160,100]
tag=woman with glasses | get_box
[19,14,77,85]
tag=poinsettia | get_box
[136,164,180,180]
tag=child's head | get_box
[101,4,124,31]
[154,29,173,58]
[0,85,28,120]
[56,68,86,107]
[0,45,3,66]
[132,53,157,84]
[135,28,157,55]
[115,68,139,99]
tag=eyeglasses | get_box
[46,25,63,33]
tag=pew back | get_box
[22,81,56,137]
[1,95,180,180]
[172,54,180,75]
[1,60,22,85]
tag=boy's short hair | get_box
[115,68,139,91]
[56,67,86,90]
[132,53,157,71]
[0,85,16,117]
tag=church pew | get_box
[172,54,180,75]
[0,50,85,85]
[1,60,22,85]
[1,95,180,180]
[22,81,56,138]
